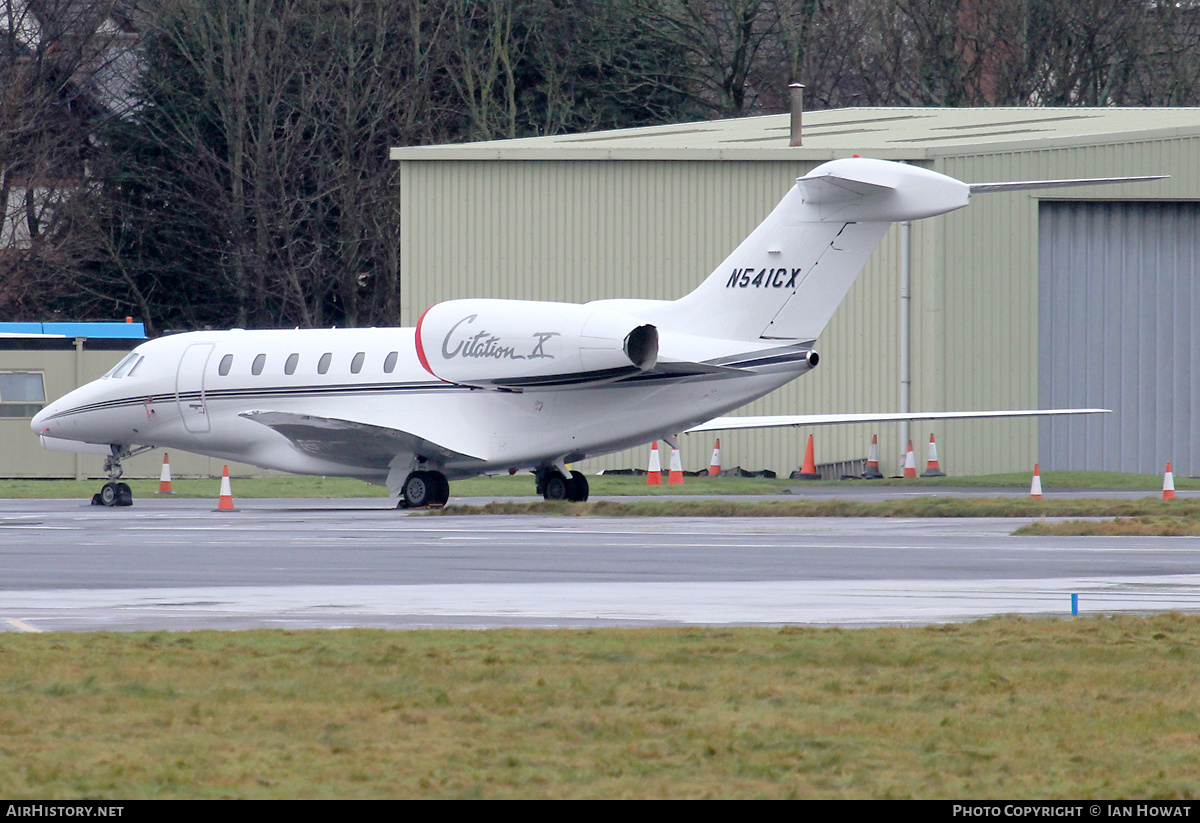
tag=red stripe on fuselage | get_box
[414,304,437,378]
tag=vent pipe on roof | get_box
[788,83,805,147]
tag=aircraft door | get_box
[176,343,214,433]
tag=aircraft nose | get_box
[30,404,51,433]
[31,392,72,436]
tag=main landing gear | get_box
[398,469,450,509]
[536,467,589,502]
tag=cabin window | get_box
[285,353,299,375]
[218,354,233,376]
[350,352,365,374]
[318,352,332,374]
[252,354,266,375]
[0,372,46,418]
[383,351,398,374]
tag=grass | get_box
[2,470,1196,499]
[2,617,1199,799]
[1017,514,1200,537]
[426,497,1200,520]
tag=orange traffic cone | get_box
[215,464,237,511]
[1163,462,1176,501]
[646,442,663,485]
[921,434,946,477]
[668,444,685,485]
[1030,463,1043,498]
[794,434,820,480]
[157,453,174,494]
[863,434,883,479]
[708,439,722,477]
[903,441,917,479]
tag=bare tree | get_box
[631,0,782,116]
[12,0,1200,330]
[98,0,403,329]
[0,0,140,320]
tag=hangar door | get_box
[1039,201,1200,475]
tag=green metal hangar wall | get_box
[391,108,1200,478]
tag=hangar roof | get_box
[0,321,146,339]
[390,107,1200,162]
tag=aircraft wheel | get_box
[429,472,450,507]
[402,471,434,508]
[116,482,133,507]
[543,474,569,501]
[402,470,448,508]
[97,482,120,507]
[568,471,589,502]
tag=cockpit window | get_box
[108,353,143,379]
[124,356,144,377]
[105,353,139,379]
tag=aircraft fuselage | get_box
[33,326,807,487]
[32,157,1134,505]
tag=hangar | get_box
[391,107,1200,478]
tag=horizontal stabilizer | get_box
[796,173,893,205]
[241,410,484,470]
[686,408,1109,433]
[969,176,1165,194]
[794,157,972,223]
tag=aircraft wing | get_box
[686,408,1109,433]
[240,410,485,470]
[648,361,750,377]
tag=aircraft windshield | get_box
[106,353,144,379]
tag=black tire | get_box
[116,482,133,507]
[543,474,569,501]
[403,471,433,508]
[429,472,450,507]
[98,482,119,507]
[568,471,589,502]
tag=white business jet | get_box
[33,158,1148,507]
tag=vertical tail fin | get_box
[659,158,971,343]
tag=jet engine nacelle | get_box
[416,299,658,390]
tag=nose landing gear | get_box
[90,444,154,507]
[95,481,132,507]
